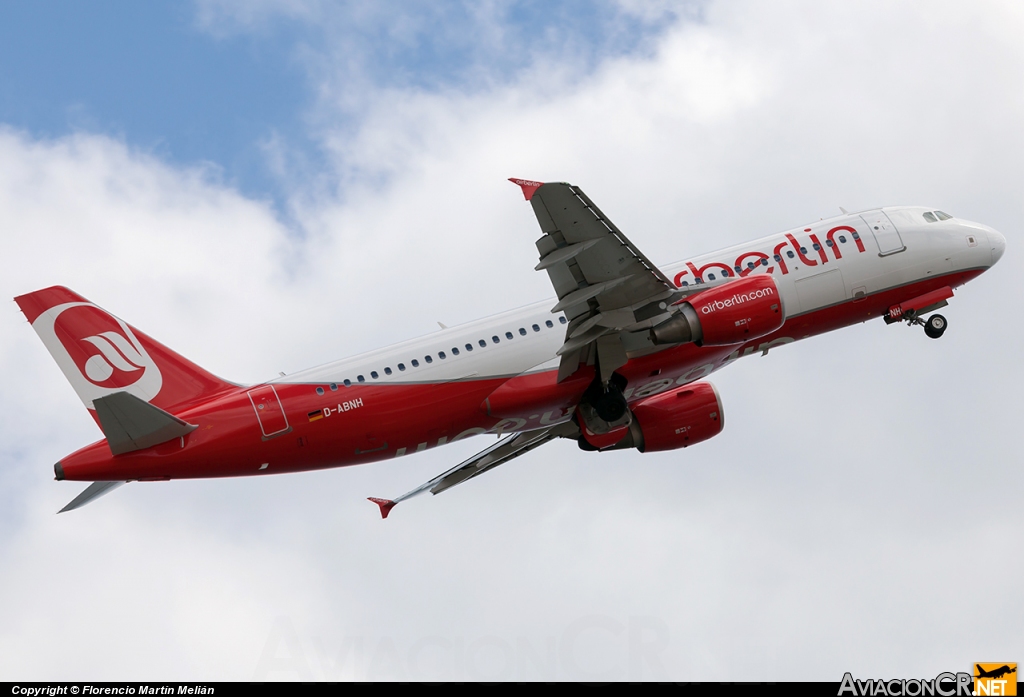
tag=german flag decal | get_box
[307,409,324,422]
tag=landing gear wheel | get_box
[923,314,947,339]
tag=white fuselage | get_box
[279,207,1003,389]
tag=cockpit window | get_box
[935,211,953,221]
[923,212,937,223]
[924,211,953,223]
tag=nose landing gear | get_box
[922,313,947,339]
[898,312,947,339]
[885,302,949,339]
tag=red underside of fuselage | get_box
[57,269,984,482]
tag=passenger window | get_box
[532,324,540,332]
[519,328,527,336]
[734,266,741,273]
[681,281,689,286]
[708,273,716,280]
[316,386,325,395]
[465,343,473,351]
[452,347,460,355]
[559,316,567,324]
[371,371,379,379]
[721,269,730,277]
[852,232,860,240]
[357,375,365,383]
[506,331,514,340]
[425,355,433,364]
[774,254,782,262]
[545,320,553,328]
[398,363,406,371]
[839,235,847,243]
[923,212,937,223]
[384,367,392,375]
[799,247,807,254]
[787,251,795,258]
[492,335,500,343]
[479,339,487,347]
[747,262,755,269]
[438,351,446,359]
[343,379,351,387]
[812,243,821,251]
[761,258,768,266]
[825,240,834,247]
[330,383,338,391]
[411,359,419,367]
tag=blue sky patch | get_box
[0,1,681,206]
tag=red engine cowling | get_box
[613,382,724,452]
[650,275,785,347]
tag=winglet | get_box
[368,497,397,519]
[508,178,544,201]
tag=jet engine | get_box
[650,275,785,346]
[598,382,725,452]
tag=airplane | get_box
[15,178,1006,517]
[975,665,1016,680]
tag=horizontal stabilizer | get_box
[59,481,125,513]
[94,391,198,455]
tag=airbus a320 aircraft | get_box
[16,179,1005,516]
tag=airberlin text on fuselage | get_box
[673,225,866,286]
[700,287,774,314]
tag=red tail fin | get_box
[15,286,237,415]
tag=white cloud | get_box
[2,0,1022,680]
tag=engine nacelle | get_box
[608,382,724,452]
[650,275,785,347]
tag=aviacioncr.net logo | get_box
[32,301,163,408]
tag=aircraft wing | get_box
[510,179,681,382]
[58,481,126,513]
[368,421,578,518]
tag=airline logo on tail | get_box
[32,302,163,408]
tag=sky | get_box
[0,0,1022,681]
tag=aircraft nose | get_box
[989,228,1006,265]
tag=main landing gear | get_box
[577,373,631,438]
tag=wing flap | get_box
[535,238,602,271]
[514,180,682,381]
[550,276,632,313]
